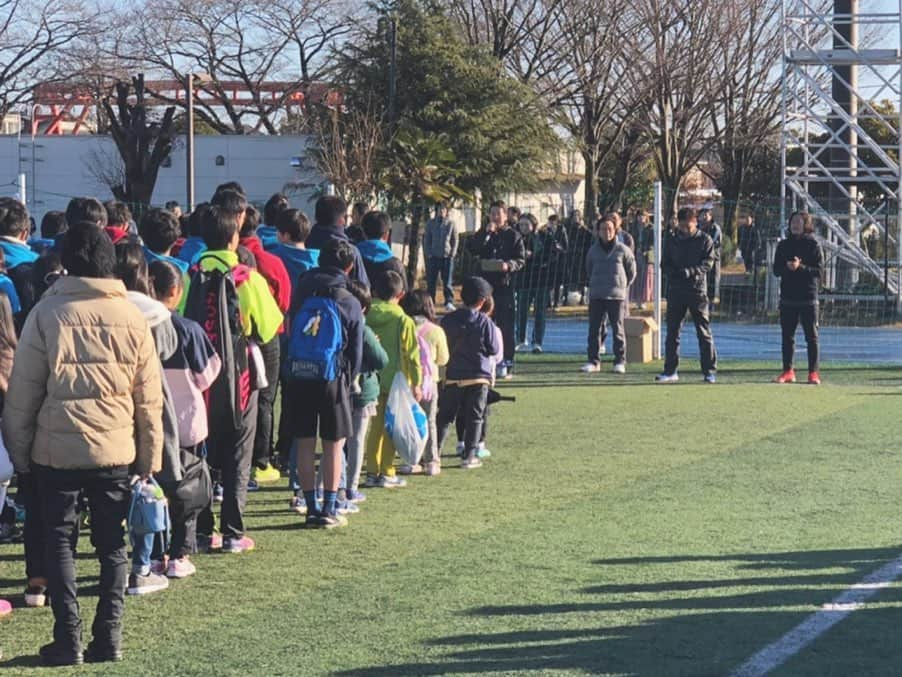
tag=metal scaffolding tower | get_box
[781,0,902,297]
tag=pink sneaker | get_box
[0,599,11,616]
[397,464,423,476]
[166,557,197,579]
[222,535,255,554]
[424,462,441,477]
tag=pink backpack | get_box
[416,324,436,402]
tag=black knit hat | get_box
[61,221,117,279]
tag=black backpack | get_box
[184,255,251,454]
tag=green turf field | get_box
[2,356,901,676]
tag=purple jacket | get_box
[440,308,500,382]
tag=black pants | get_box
[780,303,819,372]
[588,299,626,365]
[426,256,455,305]
[253,337,281,470]
[456,403,489,444]
[437,383,489,458]
[707,259,721,301]
[664,293,717,376]
[494,286,516,364]
[33,463,130,651]
[199,391,258,540]
[17,472,46,581]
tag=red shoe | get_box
[774,369,796,384]
[808,371,821,385]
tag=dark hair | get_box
[139,207,181,254]
[188,203,210,237]
[677,207,697,222]
[351,201,369,221]
[263,193,290,225]
[65,197,107,228]
[374,270,404,301]
[115,242,152,294]
[104,200,132,227]
[315,195,347,226]
[61,222,116,278]
[31,251,64,297]
[508,206,521,220]
[240,204,260,238]
[0,198,30,238]
[461,276,493,306]
[346,279,372,314]
[41,211,68,238]
[362,211,391,240]
[213,181,246,200]
[275,208,310,243]
[790,210,814,234]
[165,200,181,213]
[149,259,184,299]
[490,200,507,211]
[401,289,436,322]
[318,238,355,271]
[201,205,239,250]
[210,189,248,221]
[178,213,190,238]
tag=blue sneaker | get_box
[346,489,367,503]
[247,479,260,492]
[336,500,360,515]
[476,444,492,459]
[704,373,717,384]
[655,372,679,384]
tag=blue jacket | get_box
[176,237,207,266]
[271,244,319,292]
[441,308,499,382]
[357,239,407,291]
[0,274,21,313]
[145,248,190,275]
[290,266,364,379]
[0,239,38,269]
[257,225,279,251]
[28,237,57,255]
[306,223,370,289]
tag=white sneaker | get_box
[655,372,679,383]
[444,302,456,312]
[515,342,530,353]
[599,345,607,355]
[166,557,197,579]
[580,362,601,373]
[612,363,626,374]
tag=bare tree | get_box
[0,0,101,118]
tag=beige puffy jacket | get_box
[2,276,164,475]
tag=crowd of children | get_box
[0,187,504,665]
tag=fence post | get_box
[18,173,26,208]
[653,181,663,360]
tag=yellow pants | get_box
[365,394,396,478]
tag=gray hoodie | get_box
[585,239,637,301]
[128,291,181,486]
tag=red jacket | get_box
[239,235,291,319]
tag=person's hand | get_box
[787,257,800,271]
[413,385,424,402]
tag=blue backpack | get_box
[283,290,345,382]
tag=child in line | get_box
[150,261,222,577]
[0,291,14,622]
[271,208,320,290]
[437,277,500,470]
[400,290,448,476]
[364,271,422,489]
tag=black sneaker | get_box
[303,513,325,529]
[319,512,348,529]
[84,642,122,663]
[40,642,83,667]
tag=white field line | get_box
[730,555,902,677]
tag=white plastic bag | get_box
[384,372,428,466]
[0,430,13,484]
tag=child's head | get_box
[31,251,64,298]
[0,197,31,242]
[346,279,372,314]
[41,211,68,239]
[362,211,391,242]
[210,189,248,233]
[213,181,246,201]
[105,201,132,229]
[188,203,210,237]
[263,193,290,226]
[65,197,107,228]
[461,276,492,310]
[276,208,311,245]
[149,260,184,310]
[319,238,355,273]
[139,207,181,255]
[401,289,436,322]
[374,270,405,302]
[240,204,260,238]
[315,195,347,227]
[115,242,152,294]
[201,205,241,251]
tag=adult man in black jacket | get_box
[772,211,824,385]
[467,200,525,376]
[658,207,717,383]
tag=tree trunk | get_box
[406,200,425,286]
[583,150,598,224]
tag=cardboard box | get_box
[624,317,658,364]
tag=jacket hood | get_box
[240,235,265,255]
[0,238,39,268]
[127,290,171,328]
[357,239,394,263]
[304,266,349,290]
[274,244,319,266]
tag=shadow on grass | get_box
[335,546,902,677]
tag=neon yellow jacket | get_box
[198,250,283,344]
[366,299,422,394]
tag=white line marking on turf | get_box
[730,555,902,677]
